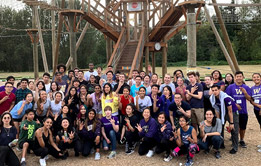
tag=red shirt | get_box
[120,95,134,115]
[0,91,16,115]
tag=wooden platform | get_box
[82,12,120,42]
[178,0,205,8]
[149,6,183,42]
[60,10,84,16]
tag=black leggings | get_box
[254,109,261,128]
[138,137,157,155]
[81,139,100,157]
[125,131,139,148]
[0,146,20,166]
[33,145,61,159]
[58,139,81,154]
[155,138,174,156]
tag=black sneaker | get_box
[229,149,237,154]
[215,151,221,159]
[204,148,210,154]
[240,140,247,148]
[21,161,26,166]
[125,148,134,155]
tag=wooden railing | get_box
[129,27,145,78]
[84,0,123,30]
[107,27,127,72]
[148,0,179,31]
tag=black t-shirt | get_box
[79,80,88,86]
[0,126,17,146]
[113,83,130,94]
[202,83,213,111]
[86,83,95,94]
[122,114,139,133]
[186,83,204,108]
[169,101,191,119]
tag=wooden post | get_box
[139,55,143,71]
[152,52,155,74]
[144,1,149,74]
[212,0,240,72]
[51,0,56,69]
[32,7,39,79]
[134,13,137,40]
[35,6,49,72]
[204,6,236,74]
[162,40,167,81]
[106,0,113,64]
[186,5,197,72]
[53,0,65,76]
[68,0,77,69]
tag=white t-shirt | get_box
[45,83,51,93]
[159,83,176,93]
[134,96,152,113]
[84,70,98,81]
[50,100,62,115]
[34,99,51,116]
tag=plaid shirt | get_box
[15,88,32,104]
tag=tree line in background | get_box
[0,0,260,72]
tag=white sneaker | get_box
[164,155,173,162]
[258,149,261,153]
[39,159,46,166]
[107,151,116,159]
[146,150,154,157]
[95,152,100,160]
[257,145,261,148]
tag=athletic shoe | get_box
[44,155,49,160]
[163,155,173,162]
[39,159,46,166]
[16,147,22,152]
[107,151,116,159]
[258,149,261,153]
[21,161,26,166]
[215,151,221,159]
[185,159,194,166]
[94,152,100,160]
[146,150,154,158]
[126,148,134,155]
[133,142,138,149]
[257,145,261,148]
[229,149,237,154]
[240,140,247,148]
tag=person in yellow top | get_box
[101,83,119,117]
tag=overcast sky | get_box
[1,0,251,11]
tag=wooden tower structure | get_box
[20,0,254,78]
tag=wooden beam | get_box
[32,6,39,79]
[166,22,186,41]
[204,6,236,74]
[53,0,65,76]
[145,42,167,47]
[35,6,49,72]
[76,22,89,50]
[51,0,56,69]
[212,0,240,72]
[208,3,261,7]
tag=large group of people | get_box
[0,63,261,166]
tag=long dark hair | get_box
[68,86,78,99]
[36,81,46,91]
[211,70,223,81]
[0,112,14,128]
[85,109,100,132]
[157,112,167,123]
[50,81,60,92]
[205,110,217,127]
[103,83,113,98]
[225,73,234,85]
[163,85,173,101]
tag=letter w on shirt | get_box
[235,89,242,95]
[253,88,260,94]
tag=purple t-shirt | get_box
[226,83,251,114]
[148,94,163,118]
[186,83,204,108]
[100,116,119,134]
[250,85,261,110]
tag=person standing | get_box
[15,78,32,104]
[186,72,204,132]
[226,71,251,148]
[42,73,51,93]
[84,63,98,81]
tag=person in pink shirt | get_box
[0,82,16,115]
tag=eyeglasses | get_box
[3,117,10,120]
[5,86,13,88]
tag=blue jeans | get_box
[198,135,223,150]
[103,130,117,151]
